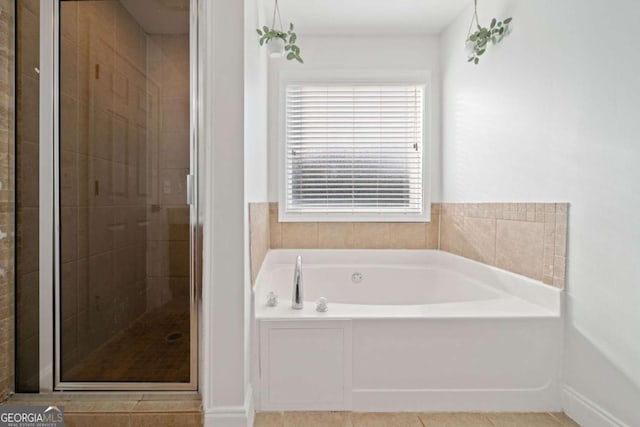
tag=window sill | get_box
[277,210,432,224]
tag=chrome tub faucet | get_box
[292,255,303,309]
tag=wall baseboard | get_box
[204,386,254,427]
[351,387,562,413]
[562,386,628,427]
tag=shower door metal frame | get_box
[39,0,201,391]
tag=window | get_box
[280,72,430,222]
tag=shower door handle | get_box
[186,174,195,205]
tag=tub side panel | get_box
[352,318,562,411]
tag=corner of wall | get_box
[204,385,254,427]
[200,0,248,416]
[562,386,629,427]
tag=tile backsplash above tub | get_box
[440,203,568,288]
[249,203,270,284]
[269,203,441,250]
[248,202,568,289]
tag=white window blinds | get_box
[285,84,425,215]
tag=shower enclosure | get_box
[19,0,200,391]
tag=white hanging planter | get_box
[464,40,476,60]
[267,37,285,59]
[465,0,512,64]
[256,0,304,63]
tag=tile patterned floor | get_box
[254,412,580,427]
[3,397,581,427]
[62,299,190,382]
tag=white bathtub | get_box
[253,250,563,412]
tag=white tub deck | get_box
[255,249,561,320]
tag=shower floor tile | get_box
[62,299,190,383]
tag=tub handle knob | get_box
[266,291,279,307]
[316,297,328,312]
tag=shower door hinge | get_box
[186,174,195,205]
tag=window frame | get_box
[278,70,432,223]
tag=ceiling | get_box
[120,0,470,36]
[260,0,472,36]
[120,0,189,34]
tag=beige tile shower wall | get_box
[268,203,441,250]
[15,0,39,392]
[0,0,14,402]
[59,1,151,373]
[145,34,190,310]
[440,203,568,288]
[249,203,270,284]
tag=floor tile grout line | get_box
[547,411,570,426]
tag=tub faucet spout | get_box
[292,255,303,309]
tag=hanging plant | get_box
[465,0,512,64]
[256,0,303,63]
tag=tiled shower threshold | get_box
[1,392,202,426]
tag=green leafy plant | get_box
[256,0,303,63]
[466,0,512,64]
[256,22,303,63]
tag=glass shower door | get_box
[57,0,196,388]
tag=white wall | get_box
[267,35,442,202]
[200,0,251,425]
[245,0,269,203]
[440,1,640,425]
[244,0,269,422]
